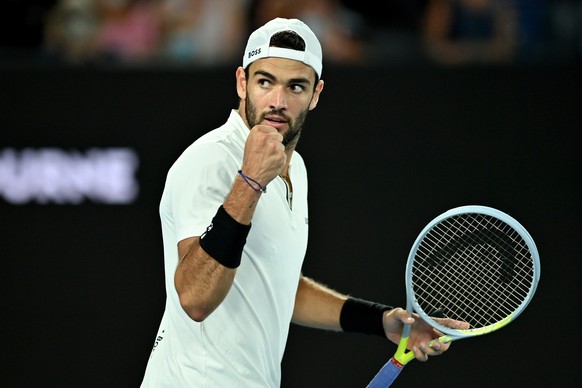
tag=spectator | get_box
[93,0,162,64]
[43,0,100,64]
[252,0,369,64]
[158,0,249,66]
[422,0,517,65]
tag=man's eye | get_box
[291,85,305,93]
[259,79,271,87]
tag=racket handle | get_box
[366,357,405,388]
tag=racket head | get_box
[405,205,540,340]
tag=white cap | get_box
[242,18,323,78]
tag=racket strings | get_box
[411,213,535,330]
[421,221,531,324]
[418,237,525,325]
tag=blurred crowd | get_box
[1,0,581,67]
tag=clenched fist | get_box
[241,125,287,188]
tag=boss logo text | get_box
[248,48,261,58]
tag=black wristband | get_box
[199,205,251,268]
[339,297,393,338]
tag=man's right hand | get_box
[241,125,287,187]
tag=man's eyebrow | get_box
[253,70,312,86]
[253,70,276,80]
[288,77,312,86]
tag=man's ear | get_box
[309,80,324,111]
[236,67,247,100]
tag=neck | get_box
[282,148,295,176]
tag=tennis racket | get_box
[367,205,541,387]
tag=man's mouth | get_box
[264,115,288,129]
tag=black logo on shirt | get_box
[150,329,165,358]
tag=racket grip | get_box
[366,357,405,388]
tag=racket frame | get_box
[368,205,541,387]
[398,205,540,363]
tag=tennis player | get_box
[141,17,465,387]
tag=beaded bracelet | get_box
[238,170,267,193]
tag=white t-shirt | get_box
[141,110,309,387]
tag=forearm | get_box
[292,275,393,337]
[292,275,348,330]
[175,237,236,321]
[175,174,262,321]
[223,173,263,224]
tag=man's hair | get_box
[270,30,306,51]
[244,30,320,87]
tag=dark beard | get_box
[245,95,309,150]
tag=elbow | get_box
[186,309,210,323]
[178,290,214,322]
[177,292,213,322]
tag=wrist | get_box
[199,205,251,268]
[225,174,264,224]
[339,297,393,338]
[238,170,267,193]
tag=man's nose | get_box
[270,86,288,109]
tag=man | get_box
[141,17,466,387]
